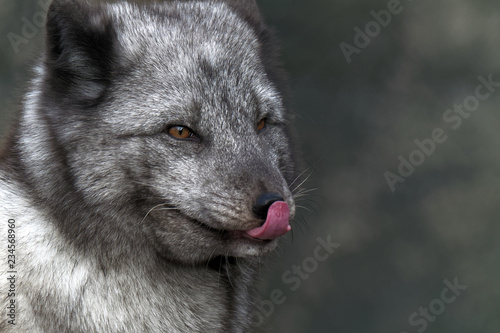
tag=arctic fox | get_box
[0,0,298,332]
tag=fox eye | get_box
[257,118,266,131]
[168,126,195,140]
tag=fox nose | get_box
[253,193,284,220]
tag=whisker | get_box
[293,188,318,196]
[288,167,312,189]
[130,180,155,187]
[205,248,218,273]
[140,202,173,224]
[294,216,311,232]
[225,252,235,290]
[291,171,313,194]
[296,205,312,212]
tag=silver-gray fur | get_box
[0,0,298,332]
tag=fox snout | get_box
[247,194,291,240]
[252,192,284,220]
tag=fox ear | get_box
[44,0,117,108]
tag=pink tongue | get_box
[246,201,291,240]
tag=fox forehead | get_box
[96,2,285,134]
[110,2,259,62]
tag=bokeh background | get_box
[1,1,500,332]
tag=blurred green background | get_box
[1,1,500,332]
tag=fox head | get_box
[22,0,299,264]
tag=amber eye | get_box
[257,118,266,131]
[168,126,195,140]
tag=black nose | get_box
[253,193,284,220]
